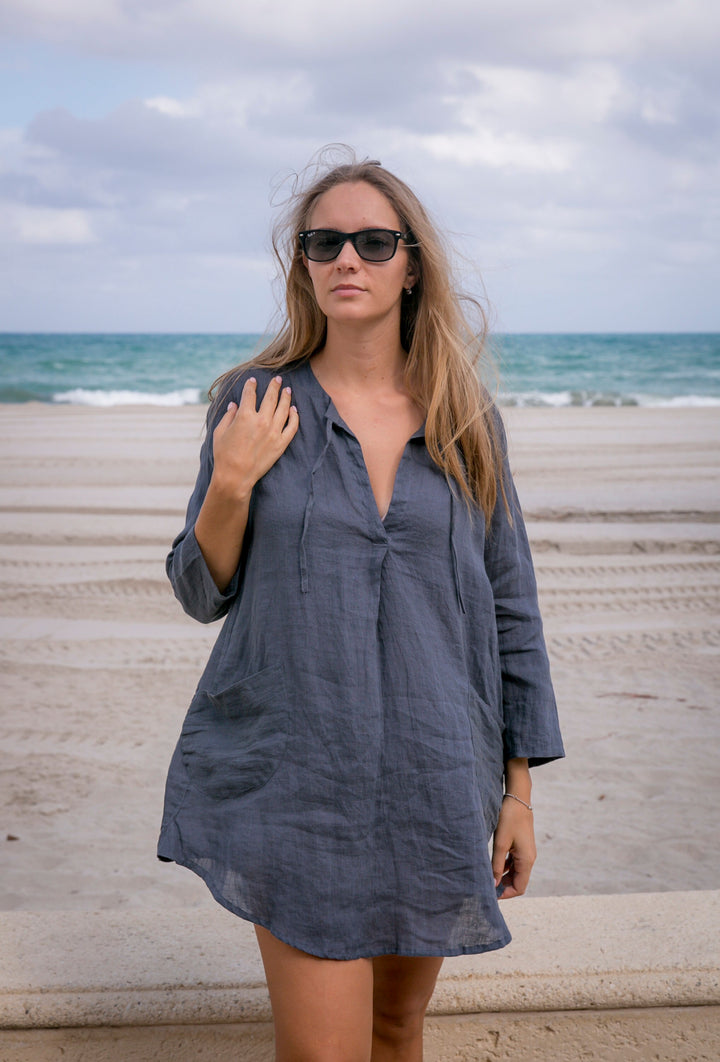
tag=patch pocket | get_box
[180,664,289,799]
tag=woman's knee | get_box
[371,954,441,1045]
[372,994,429,1045]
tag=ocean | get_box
[1,333,718,408]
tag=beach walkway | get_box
[1,891,718,1060]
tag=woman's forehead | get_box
[308,181,400,231]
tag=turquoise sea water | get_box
[0,333,718,407]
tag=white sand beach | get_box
[1,404,718,911]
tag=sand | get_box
[0,403,718,912]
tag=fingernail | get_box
[274,375,282,383]
[284,387,292,394]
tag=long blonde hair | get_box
[212,148,508,523]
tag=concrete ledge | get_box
[1,1009,719,1062]
[1,892,718,1060]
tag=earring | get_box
[404,287,413,296]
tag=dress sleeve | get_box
[165,395,244,624]
[484,417,565,768]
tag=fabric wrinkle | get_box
[299,414,335,593]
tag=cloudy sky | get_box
[1,0,718,332]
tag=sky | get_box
[0,0,718,333]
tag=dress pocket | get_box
[180,664,289,799]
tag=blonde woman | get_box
[158,151,564,1061]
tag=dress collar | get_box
[297,358,426,440]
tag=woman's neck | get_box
[314,320,407,394]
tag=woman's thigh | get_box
[254,925,374,1062]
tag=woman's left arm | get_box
[491,757,536,899]
[484,414,565,768]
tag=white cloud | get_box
[143,74,314,127]
[3,203,97,244]
[663,239,717,266]
[145,96,199,118]
[419,130,574,173]
[450,62,625,124]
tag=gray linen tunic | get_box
[157,360,564,959]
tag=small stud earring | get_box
[404,287,413,296]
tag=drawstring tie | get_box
[449,487,466,614]
[299,417,334,593]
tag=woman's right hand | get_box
[211,375,299,501]
[194,375,299,592]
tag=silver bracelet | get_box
[503,792,533,811]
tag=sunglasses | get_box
[298,228,412,263]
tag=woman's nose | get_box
[334,240,361,268]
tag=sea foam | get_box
[52,388,203,407]
[501,390,638,407]
[501,390,720,408]
[638,394,720,408]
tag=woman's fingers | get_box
[495,848,535,899]
[491,838,508,888]
[510,852,533,896]
[211,400,239,452]
[498,850,533,899]
[282,403,300,440]
[492,848,519,898]
[273,384,293,426]
[240,375,294,432]
[258,375,284,418]
[216,398,238,428]
[492,800,536,899]
[238,376,258,411]
[213,375,299,493]
[256,378,298,442]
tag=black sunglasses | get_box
[299,228,412,263]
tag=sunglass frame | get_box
[299,228,412,263]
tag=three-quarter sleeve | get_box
[166,404,243,624]
[484,425,564,768]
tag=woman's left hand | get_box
[491,765,537,899]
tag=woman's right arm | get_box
[166,374,298,622]
[195,375,298,591]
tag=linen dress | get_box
[157,360,564,959]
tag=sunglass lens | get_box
[305,232,344,261]
[355,230,396,261]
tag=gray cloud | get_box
[1,0,718,330]
[3,1,716,68]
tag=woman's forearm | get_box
[504,757,531,803]
[194,479,251,593]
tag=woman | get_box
[158,151,564,1061]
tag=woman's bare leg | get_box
[254,925,374,1062]
[371,955,444,1061]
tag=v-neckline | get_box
[301,360,424,527]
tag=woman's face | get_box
[303,180,416,332]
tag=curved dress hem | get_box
[157,850,513,960]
